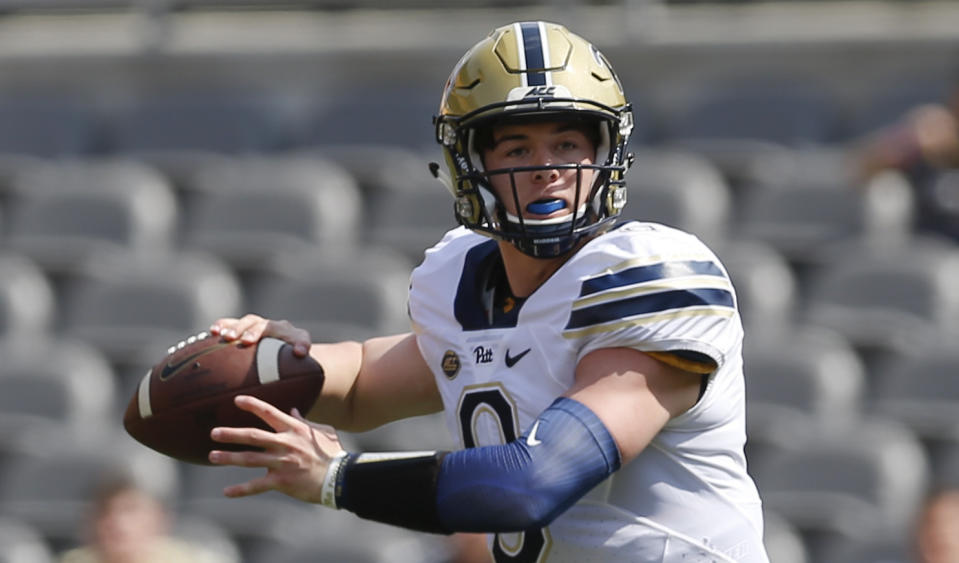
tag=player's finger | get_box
[208,317,240,337]
[222,475,278,498]
[233,394,299,431]
[210,425,284,449]
[234,314,269,345]
[262,320,312,358]
[208,448,281,469]
[210,319,246,342]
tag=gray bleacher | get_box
[0,2,956,561]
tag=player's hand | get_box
[209,395,344,503]
[210,314,311,357]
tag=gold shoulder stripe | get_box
[573,275,734,310]
[647,351,717,375]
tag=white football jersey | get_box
[408,222,769,563]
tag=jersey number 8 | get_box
[458,386,551,563]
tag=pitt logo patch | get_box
[473,346,494,364]
[441,350,461,379]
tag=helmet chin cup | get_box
[503,203,592,259]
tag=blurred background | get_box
[0,1,958,562]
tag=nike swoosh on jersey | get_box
[526,420,543,446]
[504,347,532,367]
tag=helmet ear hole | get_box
[467,128,488,174]
[596,122,612,167]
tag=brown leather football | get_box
[123,332,324,465]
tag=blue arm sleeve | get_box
[435,397,621,532]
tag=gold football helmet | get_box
[431,21,634,258]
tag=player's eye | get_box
[557,137,583,151]
[503,145,528,158]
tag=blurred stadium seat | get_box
[849,71,957,140]
[752,417,928,561]
[169,514,243,563]
[303,86,439,150]
[305,143,435,200]
[665,75,843,146]
[735,171,915,273]
[244,511,453,563]
[818,532,910,563]
[181,156,362,271]
[662,74,843,184]
[935,445,959,490]
[177,463,337,552]
[923,169,959,240]
[873,343,959,450]
[103,90,296,154]
[59,250,243,370]
[367,183,458,264]
[711,239,798,331]
[5,159,177,274]
[0,252,55,338]
[762,510,808,563]
[0,517,56,563]
[740,146,863,192]
[620,148,732,244]
[251,246,413,337]
[744,325,865,424]
[0,430,178,549]
[0,335,116,446]
[743,325,866,468]
[803,241,959,360]
[0,94,101,158]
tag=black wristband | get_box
[335,451,452,534]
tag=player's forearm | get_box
[306,333,442,432]
[304,339,364,429]
[325,397,621,534]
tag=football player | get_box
[209,21,770,562]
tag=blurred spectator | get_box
[914,487,959,563]
[59,475,224,563]
[857,81,959,239]
[859,85,959,181]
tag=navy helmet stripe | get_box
[520,21,547,86]
[580,260,726,297]
[566,288,734,330]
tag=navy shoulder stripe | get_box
[565,287,734,330]
[581,260,725,297]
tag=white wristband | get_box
[320,450,349,509]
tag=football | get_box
[123,332,324,465]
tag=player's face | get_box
[482,120,597,220]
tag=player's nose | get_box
[530,149,561,182]
[531,167,561,183]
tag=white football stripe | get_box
[513,22,527,87]
[256,337,284,384]
[137,370,153,418]
[538,21,553,86]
